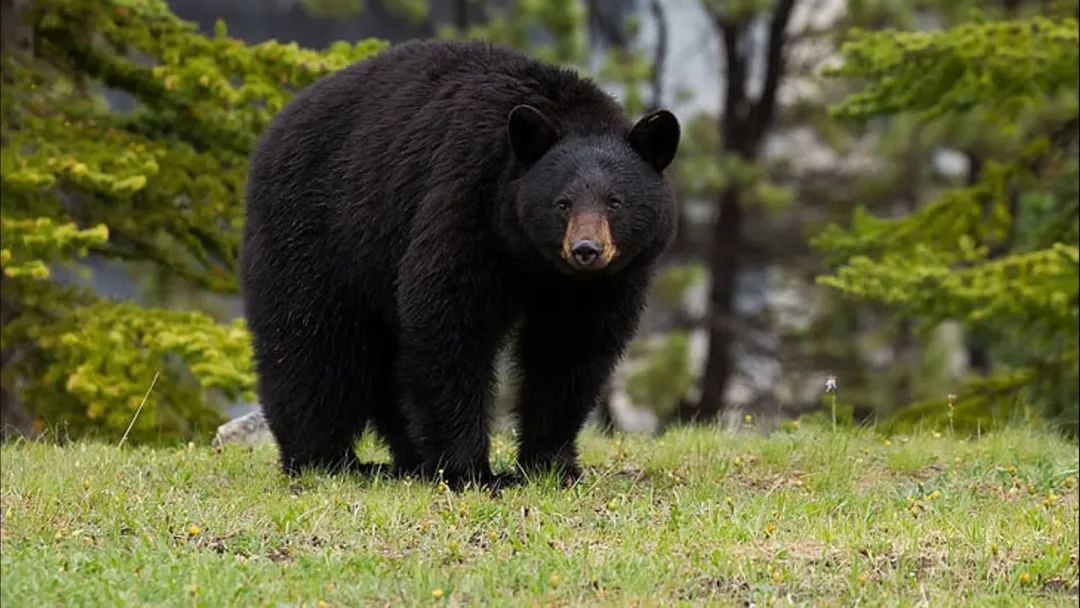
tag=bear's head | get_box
[507,104,680,277]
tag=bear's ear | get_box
[629,110,680,173]
[508,105,558,166]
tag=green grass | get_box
[2,426,1077,607]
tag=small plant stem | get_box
[118,370,160,449]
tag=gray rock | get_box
[212,410,272,447]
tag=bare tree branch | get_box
[752,0,797,139]
[648,0,667,111]
[586,0,629,47]
[716,17,748,149]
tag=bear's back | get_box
[246,40,629,220]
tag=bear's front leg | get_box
[395,227,516,491]
[514,276,648,484]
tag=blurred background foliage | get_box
[0,0,1076,442]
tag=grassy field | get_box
[1,425,1077,607]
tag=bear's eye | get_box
[607,197,623,210]
[555,198,571,212]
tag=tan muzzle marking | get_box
[561,212,617,267]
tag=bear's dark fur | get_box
[240,39,680,488]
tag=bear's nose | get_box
[571,240,602,267]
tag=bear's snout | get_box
[561,211,617,271]
[571,240,602,267]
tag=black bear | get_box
[240,39,679,488]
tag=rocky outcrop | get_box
[212,410,272,447]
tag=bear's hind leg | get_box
[253,326,374,476]
[262,384,365,476]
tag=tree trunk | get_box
[453,0,469,31]
[0,342,34,439]
[0,0,29,54]
[689,0,796,423]
[892,318,914,407]
[685,186,743,421]
[963,152,992,374]
[0,0,35,439]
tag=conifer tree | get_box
[816,15,1079,432]
[0,0,385,440]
